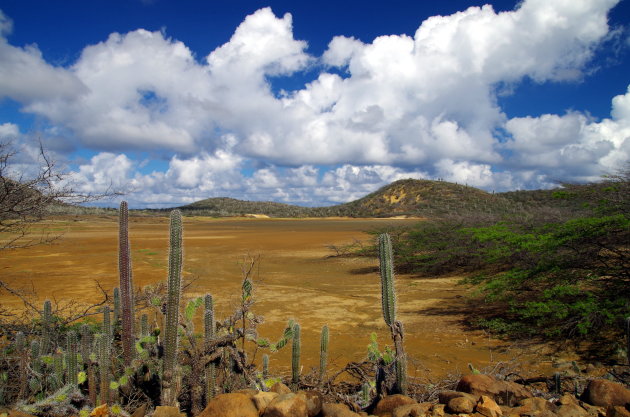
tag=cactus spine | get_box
[66,331,78,387]
[319,325,329,381]
[119,201,135,366]
[162,209,183,406]
[291,323,301,387]
[378,233,407,395]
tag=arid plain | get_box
[0,216,558,381]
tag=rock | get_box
[152,407,186,417]
[271,382,293,395]
[428,404,445,417]
[447,396,476,414]
[606,406,630,417]
[438,390,479,404]
[320,403,363,417]
[374,395,418,417]
[262,393,308,417]
[0,409,38,417]
[236,388,261,396]
[456,374,532,407]
[555,394,589,417]
[300,390,323,417]
[131,404,147,417]
[582,380,630,408]
[90,405,109,417]
[510,397,558,417]
[253,391,280,413]
[475,396,502,417]
[392,403,432,417]
[198,393,258,417]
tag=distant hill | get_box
[177,179,525,218]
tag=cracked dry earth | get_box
[0,216,561,381]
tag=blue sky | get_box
[0,0,629,208]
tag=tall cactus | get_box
[204,294,214,346]
[625,316,630,366]
[162,209,183,406]
[378,234,396,327]
[41,300,52,355]
[66,331,79,387]
[319,325,329,381]
[378,233,407,395]
[291,323,301,387]
[96,334,110,405]
[102,306,112,344]
[113,287,121,328]
[262,354,269,380]
[119,201,135,366]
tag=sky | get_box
[0,0,629,208]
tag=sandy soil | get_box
[0,216,558,380]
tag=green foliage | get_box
[371,175,630,341]
[367,333,394,365]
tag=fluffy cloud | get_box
[1,0,628,207]
[505,86,630,182]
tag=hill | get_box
[177,179,523,218]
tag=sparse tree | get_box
[0,141,119,249]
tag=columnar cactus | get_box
[204,294,214,346]
[140,314,149,338]
[52,350,64,390]
[378,234,396,327]
[15,332,27,399]
[119,201,135,366]
[626,316,630,366]
[292,323,301,387]
[319,325,329,381]
[96,334,110,405]
[41,300,52,355]
[66,331,78,387]
[80,325,92,366]
[205,365,216,402]
[262,354,269,380]
[102,306,112,344]
[378,233,407,395]
[113,287,121,327]
[162,209,183,406]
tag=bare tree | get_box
[0,141,120,249]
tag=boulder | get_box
[262,393,308,417]
[0,409,39,417]
[320,403,363,417]
[253,391,280,413]
[438,390,479,404]
[271,383,293,395]
[152,407,186,417]
[456,374,532,407]
[582,380,630,408]
[428,404,445,417]
[131,404,147,417]
[446,396,475,414]
[374,395,418,417]
[606,406,630,417]
[392,403,433,417]
[475,395,502,417]
[510,397,558,417]
[555,394,589,417]
[90,405,109,417]
[197,393,258,417]
[300,390,323,417]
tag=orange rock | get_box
[90,404,109,417]
[475,395,502,417]
[197,393,258,417]
[456,374,532,407]
[447,396,475,414]
[270,382,292,395]
[320,403,363,417]
[582,380,630,408]
[374,395,417,417]
[262,392,308,417]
